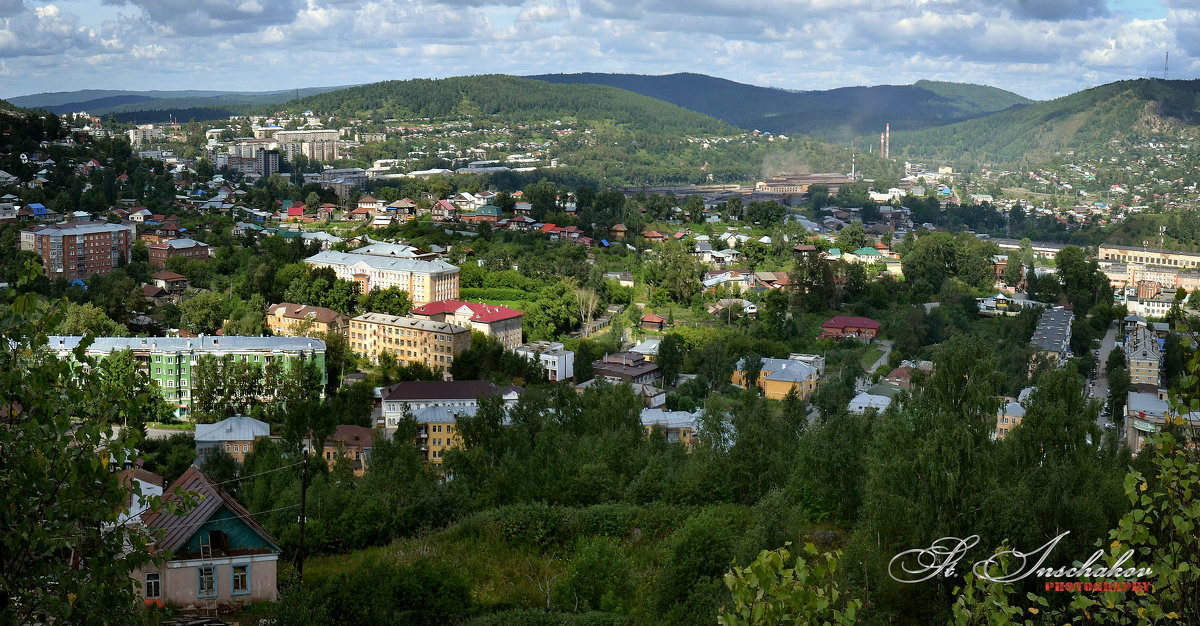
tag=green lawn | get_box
[860,345,886,371]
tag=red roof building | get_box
[819,315,881,340]
[641,313,666,331]
[410,300,524,349]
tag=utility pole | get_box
[296,452,309,583]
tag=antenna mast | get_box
[1164,52,1169,80]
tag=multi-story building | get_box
[20,221,133,281]
[381,379,522,427]
[1098,243,1200,271]
[640,408,701,448]
[732,355,824,400]
[256,149,280,178]
[148,238,211,268]
[514,341,575,382]
[410,300,523,349]
[318,425,375,476]
[592,352,661,386]
[347,313,470,372]
[304,250,459,306]
[127,125,163,147]
[195,416,271,464]
[44,335,326,418]
[1031,306,1073,367]
[265,303,348,337]
[1126,325,1161,386]
[274,129,340,163]
[1125,388,1200,455]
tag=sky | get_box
[0,0,1196,101]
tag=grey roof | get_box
[849,391,892,413]
[163,238,207,249]
[45,335,327,354]
[194,415,270,443]
[306,250,458,274]
[411,404,480,424]
[1031,307,1073,354]
[630,339,661,356]
[24,222,132,236]
[354,242,424,257]
[640,408,700,429]
[735,357,818,383]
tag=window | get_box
[198,565,216,598]
[231,564,250,595]
[145,572,161,599]
[225,442,231,452]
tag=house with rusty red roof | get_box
[819,315,881,341]
[410,300,523,349]
[134,466,281,608]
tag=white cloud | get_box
[0,0,1193,101]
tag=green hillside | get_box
[530,72,1032,142]
[283,74,738,136]
[898,78,1200,162]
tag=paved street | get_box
[1093,322,1118,429]
[146,426,193,440]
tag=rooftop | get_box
[306,250,458,274]
[46,335,327,353]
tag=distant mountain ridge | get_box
[8,86,352,119]
[897,78,1200,162]
[528,72,1033,142]
[283,74,737,136]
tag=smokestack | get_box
[881,132,885,157]
[885,123,891,159]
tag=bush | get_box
[654,507,737,617]
[554,537,635,612]
[485,503,576,549]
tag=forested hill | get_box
[7,87,350,122]
[529,72,1032,142]
[897,78,1200,163]
[281,75,738,135]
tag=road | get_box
[1093,322,1118,429]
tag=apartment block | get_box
[514,341,575,382]
[732,355,823,401]
[304,250,459,306]
[148,238,211,268]
[1031,306,1073,367]
[44,335,326,418]
[1125,325,1161,386]
[347,313,470,372]
[265,303,348,337]
[21,221,133,281]
[410,300,523,349]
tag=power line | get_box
[207,460,304,488]
[148,503,301,534]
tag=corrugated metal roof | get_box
[194,416,270,443]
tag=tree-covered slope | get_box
[897,78,1200,162]
[283,74,738,136]
[529,72,1032,141]
[9,87,351,119]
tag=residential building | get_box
[592,352,661,385]
[732,355,823,401]
[514,341,575,382]
[20,221,133,281]
[134,467,281,607]
[319,425,375,476]
[1126,325,1162,386]
[407,405,476,463]
[353,242,438,261]
[1125,388,1200,454]
[818,315,881,340]
[848,386,896,414]
[1030,306,1074,366]
[44,335,326,417]
[304,250,460,306]
[148,238,211,269]
[151,270,188,293]
[1098,243,1200,270]
[195,416,270,464]
[995,388,1033,439]
[347,313,470,371]
[117,467,163,525]
[629,338,660,362]
[265,303,348,337]
[410,300,523,349]
[381,380,522,428]
[640,408,700,448]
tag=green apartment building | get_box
[46,335,327,418]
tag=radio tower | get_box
[1164,52,1169,80]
